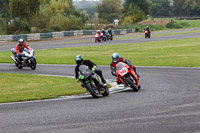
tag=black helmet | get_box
[18,38,24,46]
[75,55,84,65]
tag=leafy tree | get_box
[0,0,9,18]
[122,5,145,24]
[97,0,122,23]
[182,0,200,15]
[123,0,150,16]
[32,0,87,31]
[172,0,186,16]
[151,0,172,17]
[9,0,41,21]
[122,0,150,24]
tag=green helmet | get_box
[75,55,83,65]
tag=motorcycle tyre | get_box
[86,82,100,98]
[145,34,147,38]
[102,86,109,96]
[17,64,23,69]
[127,78,138,92]
[30,58,36,70]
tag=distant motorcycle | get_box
[78,65,109,98]
[10,47,37,70]
[95,33,102,43]
[115,62,140,92]
[145,30,150,38]
[102,34,107,42]
[106,33,113,41]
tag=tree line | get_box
[0,0,200,35]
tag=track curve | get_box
[0,29,200,133]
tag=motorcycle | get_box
[106,33,113,41]
[102,34,107,42]
[10,47,37,70]
[145,30,150,38]
[95,33,102,43]
[115,62,140,92]
[78,65,109,98]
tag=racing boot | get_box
[102,79,107,87]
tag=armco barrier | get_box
[0,29,135,41]
[0,35,13,41]
[74,30,83,36]
[27,33,40,41]
[127,29,132,33]
[83,30,93,35]
[64,31,74,37]
[52,32,64,38]
[13,34,27,41]
[40,33,53,39]
[114,30,121,35]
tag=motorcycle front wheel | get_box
[126,77,138,92]
[102,86,109,96]
[30,58,36,70]
[86,81,100,98]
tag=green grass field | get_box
[176,20,200,28]
[1,37,200,67]
[0,73,86,103]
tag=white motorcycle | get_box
[10,47,37,70]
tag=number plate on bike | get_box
[119,67,128,76]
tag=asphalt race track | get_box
[0,29,200,133]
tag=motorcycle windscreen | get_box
[116,62,125,71]
[79,65,93,79]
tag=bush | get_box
[7,18,31,34]
[166,21,190,29]
[50,24,62,32]
[119,24,165,32]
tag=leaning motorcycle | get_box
[78,65,109,98]
[115,62,140,92]
[10,47,37,70]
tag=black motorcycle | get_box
[78,65,109,98]
[106,33,113,41]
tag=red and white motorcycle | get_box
[95,33,102,43]
[115,62,140,92]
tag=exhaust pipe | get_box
[10,56,17,63]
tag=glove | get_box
[20,53,23,57]
[92,66,96,71]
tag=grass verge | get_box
[0,73,86,103]
[1,37,200,67]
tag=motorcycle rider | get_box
[102,29,106,41]
[102,29,106,36]
[145,26,151,35]
[75,55,107,86]
[110,53,139,84]
[16,38,31,65]
[107,28,113,38]
[96,30,102,39]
